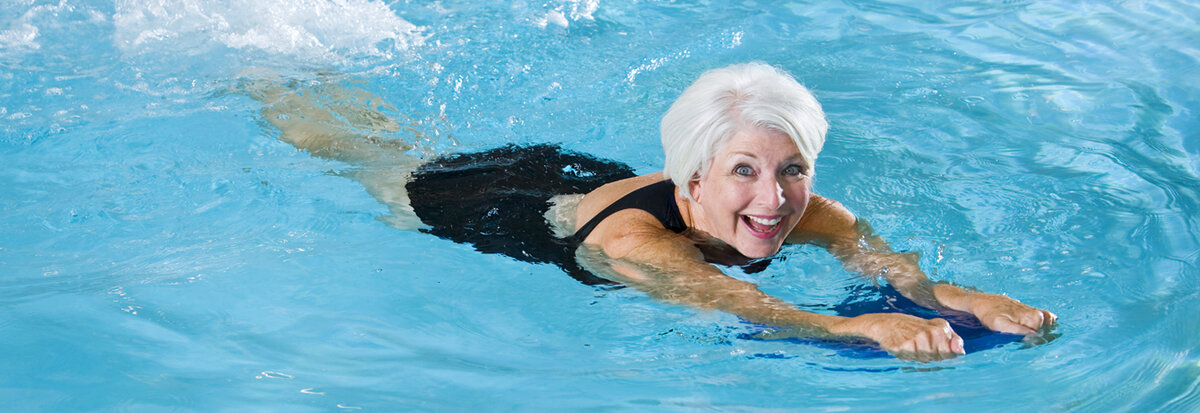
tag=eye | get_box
[782,164,806,177]
[733,165,754,176]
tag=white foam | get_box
[0,1,72,55]
[113,0,426,66]
[0,22,39,52]
[563,0,600,21]
[540,10,569,28]
[533,0,600,28]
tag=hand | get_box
[965,292,1057,335]
[836,313,965,362]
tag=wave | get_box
[112,0,426,67]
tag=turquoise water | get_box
[3,0,1199,411]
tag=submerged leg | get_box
[237,70,435,230]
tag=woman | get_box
[245,63,1056,361]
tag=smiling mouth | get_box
[742,215,783,238]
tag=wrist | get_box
[826,313,885,340]
[824,314,862,337]
[932,282,974,313]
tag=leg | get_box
[238,70,432,230]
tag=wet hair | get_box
[660,62,828,200]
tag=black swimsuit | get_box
[406,144,634,285]
[570,180,686,243]
[406,144,770,285]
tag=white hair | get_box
[660,62,828,200]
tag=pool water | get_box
[3,0,1198,411]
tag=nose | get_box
[754,177,785,210]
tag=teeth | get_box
[747,216,781,226]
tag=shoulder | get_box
[575,172,687,257]
[788,194,859,243]
[575,172,665,226]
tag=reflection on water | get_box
[1,0,1198,410]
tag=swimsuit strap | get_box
[571,180,686,243]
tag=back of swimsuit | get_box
[406,144,637,285]
[570,180,686,244]
[407,145,771,285]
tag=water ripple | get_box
[3,0,1200,410]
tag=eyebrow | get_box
[729,151,806,163]
[727,152,810,174]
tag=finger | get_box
[932,320,954,356]
[1018,311,1044,332]
[992,315,1037,335]
[931,338,954,361]
[942,336,963,358]
[1042,309,1058,325]
[914,328,934,354]
[933,333,950,356]
[939,321,965,355]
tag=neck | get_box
[676,189,708,236]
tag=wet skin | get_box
[686,127,811,259]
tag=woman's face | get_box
[688,127,811,258]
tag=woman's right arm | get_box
[578,211,964,361]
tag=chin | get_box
[736,242,782,259]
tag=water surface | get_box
[2,0,1198,411]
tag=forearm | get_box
[836,245,925,302]
[579,243,851,338]
[837,245,976,312]
[581,243,971,356]
[797,205,1054,340]
[828,235,1055,337]
[835,245,992,318]
[681,275,959,345]
[682,274,849,338]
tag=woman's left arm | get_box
[788,195,1057,336]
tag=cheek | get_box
[787,184,811,209]
[696,177,746,207]
[718,184,756,211]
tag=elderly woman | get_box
[247,62,1055,361]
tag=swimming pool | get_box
[2,0,1198,410]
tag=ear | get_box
[688,177,703,203]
